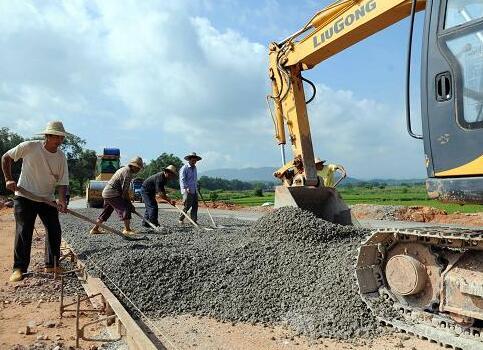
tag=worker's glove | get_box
[5,180,17,193]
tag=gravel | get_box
[60,207,378,340]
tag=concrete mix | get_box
[60,207,378,340]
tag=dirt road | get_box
[0,208,125,350]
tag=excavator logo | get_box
[313,0,377,48]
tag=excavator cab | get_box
[422,0,483,203]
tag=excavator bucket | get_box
[274,185,352,225]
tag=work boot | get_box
[122,228,136,235]
[44,266,65,274]
[9,269,23,282]
[89,227,104,234]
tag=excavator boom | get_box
[267,0,483,348]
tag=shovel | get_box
[132,209,162,232]
[169,202,213,231]
[197,189,224,229]
[17,187,141,241]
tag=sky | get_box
[0,0,429,179]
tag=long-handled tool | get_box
[132,209,162,232]
[17,187,140,241]
[169,202,213,231]
[197,189,223,228]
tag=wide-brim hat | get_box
[314,157,326,165]
[164,165,178,176]
[184,152,202,161]
[38,120,72,137]
[128,156,143,169]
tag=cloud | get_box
[0,0,426,179]
[308,84,425,179]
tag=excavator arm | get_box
[269,0,426,186]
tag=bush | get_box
[254,186,263,197]
[209,191,219,201]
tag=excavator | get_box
[268,0,483,348]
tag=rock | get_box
[36,334,49,340]
[17,325,33,335]
[43,320,56,328]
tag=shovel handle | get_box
[132,209,159,231]
[170,203,200,228]
[197,190,217,228]
[16,187,137,241]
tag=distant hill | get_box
[200,167,277,182]
[200,167,424,185]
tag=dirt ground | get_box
[153,315,442,350]
[352,204,483,227]
[0,208,124,350]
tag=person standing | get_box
[315,157,346,188]
[1,121,70,282]
[141,165,178,227]
[178,152,201,224]
[89,157,143,235]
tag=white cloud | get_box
[308,84,425,179]
[0,0,425,179]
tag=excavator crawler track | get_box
[356,226,483,350]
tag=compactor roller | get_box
[356,227,483,350]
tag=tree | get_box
[60,135,97,195]
[253,185,263,197]
[139,153,184,188]
[0,128,25,195]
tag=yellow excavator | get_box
[268,0,483,348]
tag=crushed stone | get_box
[60,207,379,340]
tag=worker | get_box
[178,152,202,224]
[89,156,143,235]
[1,121,70,282]
[140,165,178,228]
[315,157,346,188]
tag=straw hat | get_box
[38,121,72,137]
[164,165,178,176]
[184,152,202,161]
[314,157,326,165]
[128,156,143,169]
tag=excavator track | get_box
[356,226,483,350]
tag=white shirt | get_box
[7,141,69,200]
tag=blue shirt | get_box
[179,164,197,194]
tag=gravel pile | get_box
[60,207,377,340]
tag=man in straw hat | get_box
[140,165,178,228]
[315,157,346,188]
[178,152,202,224]
[89,156,143,235]
[1,121,71,282]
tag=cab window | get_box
[445,1,483,29]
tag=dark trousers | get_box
[179,192,198,223]
[141,188,159,226]
[13,196,61,272]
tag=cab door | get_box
[422,0,483,178]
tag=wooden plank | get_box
[84,277,162,350]
[62,242,168,349]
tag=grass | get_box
[207,185,483,214]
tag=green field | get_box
[202,185,483,214]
